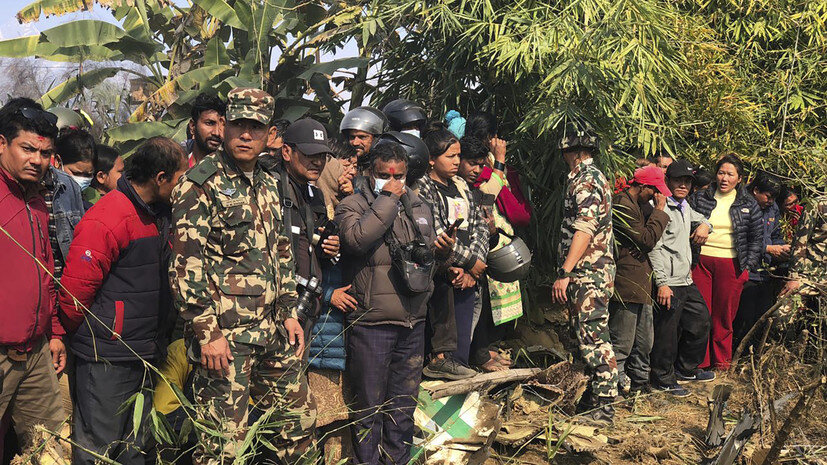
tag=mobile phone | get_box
[446,218,464,235]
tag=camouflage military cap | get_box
[226,87,275,125]
[558,121,599,152]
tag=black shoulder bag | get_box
[383,195,436,295]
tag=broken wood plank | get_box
[425,368,542,400]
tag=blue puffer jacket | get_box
[308,264,346,371]
[690,183,763,275]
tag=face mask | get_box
[373,177,389,195]
[70,175,93,191]
[401,129,420,138]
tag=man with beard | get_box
[340,106,389,172]
[187,93,226,168]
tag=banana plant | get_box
[2,0,369,155]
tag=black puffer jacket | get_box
[689,184,763,275]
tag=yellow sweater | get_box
[701,188,738,258]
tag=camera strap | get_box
[280,168,319,283]
[382,193,426,249]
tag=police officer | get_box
[340,106,389,172]
[169,88,317,464]
[550,122,619,426]
[276,118,341,330]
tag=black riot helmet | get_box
[376,131,430,186]
[382,99,427,132]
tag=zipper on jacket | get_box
[24,201,42,345]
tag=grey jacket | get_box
[649,197,711,288]
[335,182,437,327]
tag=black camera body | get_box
[402,240,434,267]
[295,275,322,323]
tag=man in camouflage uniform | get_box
[169,87,317,464]
[777,196,827,321]
[551,122,619,425]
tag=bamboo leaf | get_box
[132,391,144,439]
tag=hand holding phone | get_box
[446,218,464,236]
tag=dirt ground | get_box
[485,302,827,465]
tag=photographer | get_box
[335,141,447,465]
[277,118,341,334]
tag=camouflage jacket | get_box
[558,157,616,282]
[169,149,298,347]
[789,196,827,285]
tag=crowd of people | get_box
[0,87,824,465]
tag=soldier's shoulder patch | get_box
[187,159,219,185]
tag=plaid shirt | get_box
[40,169,64,279]
[416,175,489,269]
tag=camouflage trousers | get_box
[566,278,619,398]
[190,332,318,465]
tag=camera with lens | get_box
[403,240,435,267]
[295,275,322,323]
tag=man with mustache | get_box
[187,93,226,168]
[0,98,67,454]
[275,118,341,329]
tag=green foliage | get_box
[3,0,368,155]
[358,0,827,316]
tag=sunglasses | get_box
[20,107,58,127]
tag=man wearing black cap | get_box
[278,118,341,327]
[649,160,714,396]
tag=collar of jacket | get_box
[567,157,595,180]
[1,165,41,200]
[703,183,753,207]
[117,175,161,219]
[218,148,263,183]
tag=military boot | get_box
[575,395,615,427]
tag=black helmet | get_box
[557,120,598,152]
[379,131,430,184]
[487,235,532,282]
[340,106,390,135]
[382,99,427,131]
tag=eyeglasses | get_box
[20,107,58,127]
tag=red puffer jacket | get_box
[0,167,64,348]
[59,176,173,362]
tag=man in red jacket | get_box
[59,137,187,464]
[0,98,67,450]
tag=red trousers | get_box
[692,255,748,369]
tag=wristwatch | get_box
[557,267,575,278]
[493,160,506,172]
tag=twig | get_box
[761,376,827,465]
[731,299,784,373]
[756,317,775,358]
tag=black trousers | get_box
[650,284,710,386]
[733,279,777,348]
[348,322,425,465]
[427,280,456,355]
[72,359,154,465]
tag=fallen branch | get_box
[730,300,783,373]
[425,368,542,400]
[761,376,827,465]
